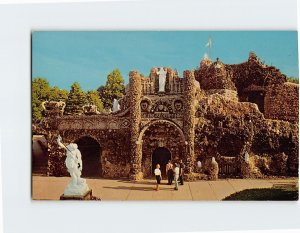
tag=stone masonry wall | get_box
[264,82,299,122]
[129,71,143,180]
[183,70,196,174]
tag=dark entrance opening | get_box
[247,91,265,113]
[152,147,171,178]
[32,135,48,176]
[75,136,101,178]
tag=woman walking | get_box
[154,164,162,191]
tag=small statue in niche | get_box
[244,151,250,163]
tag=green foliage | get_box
[86,90,103,112]
[223,187,298,200]
[32,78,51,122]
[32,78,70,121]
[49,86,68,102]
[287,76,299,84]
[64,82,87,115]
[97,69,125,110]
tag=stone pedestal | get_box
[208,161,219,180]
[241,161,252,178]
[60,189,93,200]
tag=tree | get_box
[287,76,299,84]
[86,90,103,112]
[48,86,68,102]
[64,82,87,115]
[32,77,51,122]
[97,69,125,110]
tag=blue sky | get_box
[32,31,298,91]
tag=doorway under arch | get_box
[75,136,102,178]
[152,147,171,178]
[32,135,48,175]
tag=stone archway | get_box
[139,120,185,177]
[32,135,48,175]
[75,136,102,178]
[152,147,171,177]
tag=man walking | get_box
[173,163,180,191]
[166,160,174,185]
[179,159,185,185]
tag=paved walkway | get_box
[32,176,298,201]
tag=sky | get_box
[32,31,299,91]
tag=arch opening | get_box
[32,135,48,175]
[140,120,185,178]
[75,136,102,178]
[152,147,171,178]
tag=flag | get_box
[205,37,212,48]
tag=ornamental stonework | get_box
[33,59,299,181]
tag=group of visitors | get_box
[154,159,185,191]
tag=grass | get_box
[223,186,298,201]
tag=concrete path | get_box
[32,176,298,201]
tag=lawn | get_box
[223,186,298,201]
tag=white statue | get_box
[244,151,250,163]
[57,135,90,196]
[197,160,202,168]
[112,98,120,113]
[197,160,202,172]
[212,157,216,163]
[157,67,167,92]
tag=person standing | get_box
[179,159,185,185]
[166,160,174,185]
[173,163,180,191]
[154,164,162,191]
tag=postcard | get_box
[31,31,299,201]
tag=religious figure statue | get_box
[244,151,250,163]
[157,67,167,92]
[57,135,90,196]
[112,98,120,113]
[212,157,216,163]
[197,160,202,173]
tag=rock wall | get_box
[264,82,299,122]
[195,52,291,120]
[194,93,298,178]
[46,128,131,177]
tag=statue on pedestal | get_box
[157,67,167,92]
[208,157,219,180]
[241,151,252,178]
[112,98,120,113]
[57,135,90,196]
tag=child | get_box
[154,164,162,191]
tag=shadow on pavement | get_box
[102,186,154,191]
[102,185,176,192]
